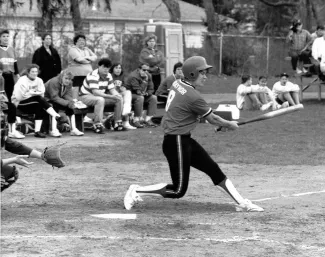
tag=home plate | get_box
[91,214,137,220]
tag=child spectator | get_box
[272,73,301,106]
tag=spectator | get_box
[155,61,183,101]
[67,34,97,99]
[78,58,124,133]
[139,34,164,92]
[125,63,158,128]
[109,63,136,129]
[32,33,62,83]
[236,75,280,111]
[310,25,325,41]
[0,29,20,102]
[272,73,300,106]
[11,64,62,138]
[0,62,24,139]
[44,70,84,136]
[287,19,312,74]
[311,26,325,78]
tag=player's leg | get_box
[66,107,84,136]
[120,90,136,129]
[190,138,264,212]
[244,93,261,110]
[124,135,191,210]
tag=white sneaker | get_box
[8,130,25,139]
[260,102,272,111]
[281,101,289,108]
[123,123,137,130]
[124,184,143,210]
[302,68,308,73]
[83,116,93,123]
[296,68,303,74]
[75,101,88,109]
[49,130,62,137]
[236,199,264,212]
[70,128,84,136]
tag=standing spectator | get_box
[109,63,136,130]
[311,26,325,78]
[0,29,20,102]
[155,61,183,101]
[67,34,97,99]
[139,34,164,92]
[287,19,312,74]
[0,62,24,139]
[44,70,84,136]
[272,73,301,106]
[11,64,62,138]
[32,33,62,83]
[78,58,124,133]
[125,63,158,128]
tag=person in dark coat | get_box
[32,33,62,83]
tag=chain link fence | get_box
[9,29,291,76]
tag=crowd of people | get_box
[0,30,174,139]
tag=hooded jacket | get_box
[125,69,154,96]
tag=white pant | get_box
[121,90,132,116]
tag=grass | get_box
[82,99,325,166]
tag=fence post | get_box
[219,33,223,75]
[120,32,123,62]
[266,36,270,76]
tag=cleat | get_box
[124,184,143,210]
[236,199,264,212]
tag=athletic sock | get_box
[217,178,245,204]
[136,183,167,197]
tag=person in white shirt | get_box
[236,75,278,111]
[272,73,300,106]
[311,25,325,76]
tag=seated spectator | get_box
[78,58,124,133]
[0,62,24,139]
[272,73,300,106]
[109,63,136,129]
[11,64,62,138]
[125,63,158,128]
[311,26,325,78]
[236,75,279,111]
[287,19,312,74]
[155,61,183,101]
[44,70,84,136]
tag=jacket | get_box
[125,69,154,95]
[139,47,164,75]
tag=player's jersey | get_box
[80,69,114,95]
[0,46,17,73]
[162,79,212,135]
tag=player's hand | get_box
[215,121,238,133]
[13,155,34,168]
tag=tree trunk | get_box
[161,0,181,23]
[35,12,53,36]
[310,0,322,25]
[70,0,83,34]
[305,0,312,31]
[203,0,218,32]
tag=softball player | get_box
[124,56,264,212]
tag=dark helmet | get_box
[182,56,213,81]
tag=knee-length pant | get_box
[162,134,226,199]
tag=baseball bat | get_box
[215,104,304,131]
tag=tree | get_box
[161,0,181,23]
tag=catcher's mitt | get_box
[1,166,19,192]
[41,143,66,168]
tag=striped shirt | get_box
[80,69,115,95]
[289,29,312,51]
[162,79,212,135]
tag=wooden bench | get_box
[299,74,325,101]
[74,100,166,132]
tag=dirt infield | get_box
[1,134,325,257]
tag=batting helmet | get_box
[182,56,213,81]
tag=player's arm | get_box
[206,112,238,131]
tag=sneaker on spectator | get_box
[34,131,46,138]
[123,123,137,130]
[114,121,126,131]
[260,102,272,111]
[93,123,105,134]
[49,129,62,137]
[302,67,308,73]
[70,128,84,136]
[83,116,93,123]
[281,101,289,108]
[296,68,303,74]
[132,120,144,128]
[8,130,25,139]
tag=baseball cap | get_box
[280,72,289,78]
[0,29,9,37]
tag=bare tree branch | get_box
[259,0,299,7]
